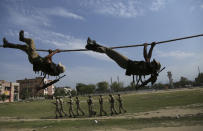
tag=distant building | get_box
[0,80,20,102]
[17,77,55,98]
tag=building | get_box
[0,80,20,102]
[17,77,55,98]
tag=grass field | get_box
[0,87,203,131]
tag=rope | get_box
[1,34,203,52]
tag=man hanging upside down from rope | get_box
[2,30,66,91]
[2,30,66,76]
[86,37,163,88]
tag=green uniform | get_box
[52,98,62,118]
[59,98,67,116]
[3,31,63,76]
[68,97,75,117]
[76,97,85,116]
[117,95,126,113]
[87,96,96,117]
[109,95,118,115]
[99,96,107,116]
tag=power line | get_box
[1,34,203,52]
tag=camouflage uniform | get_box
[117,94,126,113]
[99,95,107,116]
[87,96,96,117]
[85,38,161,86]
[3,30,65,76]
[52,97,62,118]
[59,98,67,116]
[68,96,75,118]
[109,94,118,115]
[75,96,85,116]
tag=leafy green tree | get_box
[54,87,66,97]
[96,81,109,93]
[195,73,203,86]
[1,93,7,102]
[110,81,124,92]
[76,83,96,95]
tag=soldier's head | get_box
[88,95,91,98]
[151,59,161,72]
[57,62,66,74]
[69,96,72,98]
[76,96,78,99]
[109,94,112,97]
[100,95,102,97]
[118,94,120,96]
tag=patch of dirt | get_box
[95,126,203,131]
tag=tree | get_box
[1,93,7,102]
[110,81,124,92]
[54,87,66,97]
[76,83,96,95]
[195,73,203,86]
[96,81,109,93]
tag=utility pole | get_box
[167,71,174,88]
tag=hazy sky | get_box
[0,0,203,88]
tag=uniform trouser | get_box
[76,105,85,115]
[55,108,62,118]
[100,47,129,69]
[69,106,75,117]
[100,104,107,115]
[60,107,67,116]
[118,103,126,113]
[88,105,93,116]
[3,36,38,60]
[110,104,117,115]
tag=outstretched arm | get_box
[45,49,60,59]
[143,42,156,62]
[147,42,156,60]
[143,43,149,62]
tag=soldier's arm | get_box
[147,42,156,61]
[143,43,149,62]
[45,49,60,59]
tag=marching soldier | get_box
[109,94,118,116]
[59,97,67,116]
[52,97,62,119]
[67,96,75,118]
[99,95,107,116]
[87,95,96,117]
[117,94,126,113]
[75,96,85,116]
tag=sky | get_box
[0,0,203,88]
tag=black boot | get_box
[85,37,102,51]
[19,30,24,41]
[3,37,8,47]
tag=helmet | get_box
[58,62,66,73]
[152,59,161,71]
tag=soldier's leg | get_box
[76,106,79,116]
[19,30,38,58]
[79,107,85,115]
[113,105,118,114]
[3,38,27,52]
[69,108,72,117]
[100,105,102,116]
[86,38,129,69]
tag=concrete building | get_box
[0,80,20,102]
[17,77,55,98]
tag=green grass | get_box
[0,88,202,119]
[0,114,203,131]
[0,88,203,130]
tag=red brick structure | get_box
[0,80,19,103]
[17,77,54,98]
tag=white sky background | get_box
[0,0,203,88]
